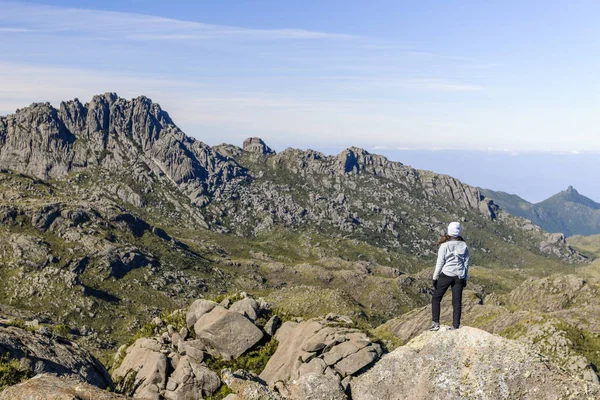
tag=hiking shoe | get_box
[448,326,460,330]
[428,322,440,331]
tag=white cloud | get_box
[0,1,353,42]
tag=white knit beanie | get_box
[447,222,461,237]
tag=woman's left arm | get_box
[433,245,446,280]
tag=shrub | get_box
[0,353,33,390]
[53,324,70,338]
[205,338,278,376]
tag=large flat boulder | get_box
[186,299,218,329]
[350,326,600,400]
[259,320,323,386]
[194,306,264,360]
[260,319,381,388]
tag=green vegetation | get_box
[204,338,278,399]
[369,325,405,351]
[4,319,26,330]
[131,311,187,343]
[556,322,600,369]
[53,324,70,338]
[206,384,234,400]
[471,310,503,327]
[209,292,246,305]
[0,353,32,390]
[205,338,278,376]
[266,286,364,321]
[568,234,600,259]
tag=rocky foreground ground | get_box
[1,292,598,400]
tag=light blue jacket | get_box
[433,240,470,280]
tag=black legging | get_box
[432,272,466,328]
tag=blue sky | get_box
[1,1,599,201]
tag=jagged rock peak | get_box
[566,185,577,194]
[336,146,400,174]
[0,93,248,205]
[243,137,275,155]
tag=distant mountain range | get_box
[480,186,600,237]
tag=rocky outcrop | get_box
[377,275,600,385]
[113,337,168,399]
[260,318,382,391]
[164,355,220,400]
[0,321,112,389]
[193,304,264,360]
[539,232,586,263]
[113,296,270,399]
[350,326,600,400]
[113,323,224,400]
[113,334,221,400]
[243,137,275,155]
[0,374,131,400]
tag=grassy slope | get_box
[568,234,600,259]
[480,188,534,218]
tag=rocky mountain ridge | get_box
[0,93,494,231]
[1,94,583,260]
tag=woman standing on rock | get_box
[429,221,470,331]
